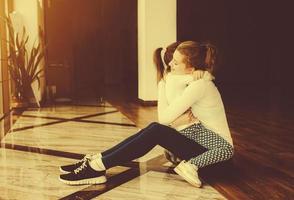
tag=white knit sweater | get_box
[158,72,233,145]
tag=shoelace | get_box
[84,154,93,160]
[81,156,88,162]
[76,154,91,165]
[74,161,87,174]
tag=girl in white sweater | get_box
[155,41,234,186]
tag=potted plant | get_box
[4,16,45,108]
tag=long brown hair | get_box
[153,42,181,83]
[176,41,217,73]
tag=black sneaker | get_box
[59,154,93,173]
[59,160,107,185]
[59,153,102,173]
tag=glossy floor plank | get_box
[0,102,227,199]
[107,93,294,200]
[2,106,163,163]
[0,148,87,199]
[96,171,227,200]
[1,95,293,199]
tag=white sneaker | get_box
[174,160,202,187]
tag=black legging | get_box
[101,122,207,169]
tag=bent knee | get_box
[148,122,166,129]
[145,122,163,134]
[148,122,160,126]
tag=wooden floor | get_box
[0,86,293,199]
[106,86,294,200]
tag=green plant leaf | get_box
[34,75,41,90]
[21,26,26,45]
[5,15,46,100]
[16,33,20,50]
[30,45,44,77]
[31,69,44,88]
[27,47,37,76]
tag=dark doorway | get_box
[177,0,293,113]
[44,0,137,100]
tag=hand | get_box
[192,70,205,80]
[170,109,198,128]
[188,110,198,123]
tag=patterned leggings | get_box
[101,122,233,170]
[180,123,234,168]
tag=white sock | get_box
[91,153,102,160]
[89,157,106,171]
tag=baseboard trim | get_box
[137,98,157,106]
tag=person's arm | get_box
[158,79,195,127]
[168,71,211,127]
[169,109,198,128]
[157,79,168,121]
[158,80,205,125]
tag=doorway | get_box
[44,0,137,100]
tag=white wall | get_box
[12,0,38,49]
[11,0,45,105]
[138,0,177,101]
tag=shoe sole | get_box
[59,176,107,185]
[174,166,201,188]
